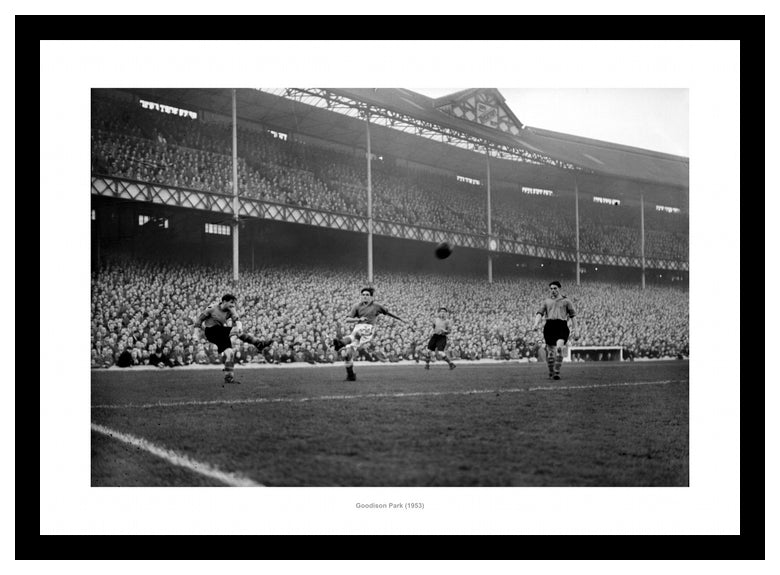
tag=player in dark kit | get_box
[424,307,456,370]
[193,294,275,384]
[333,287,405,381]
[532,281,578,380]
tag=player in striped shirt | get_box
[193,294,274,385]
[333,287,405,381]
[532,280,578,380]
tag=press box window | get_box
[138,215,168,228]
[205,223,231,236]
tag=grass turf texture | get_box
[91,361,688,487]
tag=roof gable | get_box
[434,88,525,136]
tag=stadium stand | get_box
[91,95,688,261]
[90,90,689,369]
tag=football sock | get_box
[238,333,262,347]
[554,347,563,374]
[546,345,555,373]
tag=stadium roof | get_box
[119,87,689,207]
[327,88,688,190]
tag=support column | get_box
[486,148,492,284]
[232,88,239,282]
[575,176,580,286]
[366,109,373,284]
[640,191,646,290]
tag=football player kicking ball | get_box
[333,287,405,381]
[532,281,578,380]
[193,294,275,385]
[424,307,456,370]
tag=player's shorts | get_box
[205,325,234,353]
[543,320,570,346]
[347,323,375,349]
[427,334,448,352]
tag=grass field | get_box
[91,360,689,487]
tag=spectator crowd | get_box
[91,258,689,369]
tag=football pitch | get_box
[91,360,689,487]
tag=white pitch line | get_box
[91,423,263,487]
[92,380,687,410]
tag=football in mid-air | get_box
[434,241,453,259]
